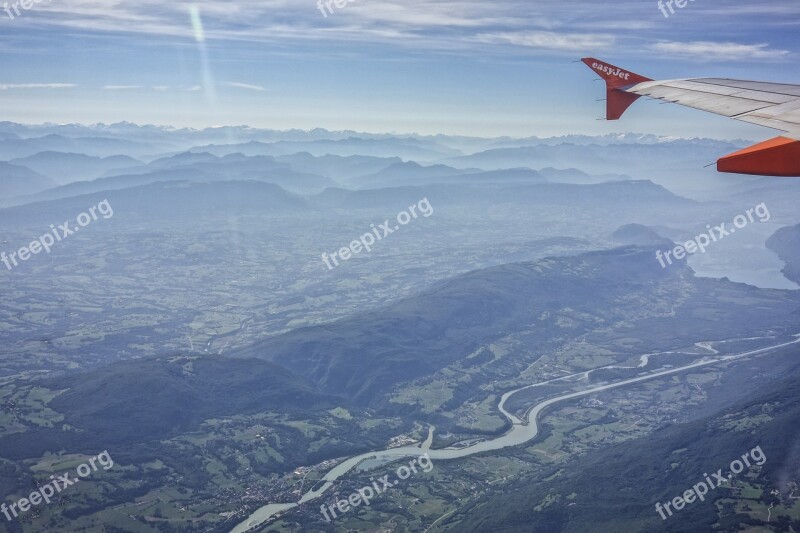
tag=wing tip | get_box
[581,58,652,120]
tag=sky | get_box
[0,0,798,139]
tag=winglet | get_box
[581,58,652,120]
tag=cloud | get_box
[477,31,615,52]
[0,0,668,54]
[341,1,525,28]
[224,81,266,92]
[649,41,791,61]
[0,83,76,90]
[1,0,795,63]
[103,85,142,90]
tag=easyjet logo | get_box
[592,62,630,81]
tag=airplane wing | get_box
[581,57,800,177]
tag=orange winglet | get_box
[717,136,800,177]
[581,58,652,120]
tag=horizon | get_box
[0,120,762,143]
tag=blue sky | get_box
[0,0,798,138]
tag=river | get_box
[231,335,800,532]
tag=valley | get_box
[232,334,800,532]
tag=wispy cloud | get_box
[650,41,791,61]
[103,85,142,90]
[0,83,76,90]
[477,31,615,52]
[224,81,266,92]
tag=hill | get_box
[0,161,56,197]
[611,223,674,247]
[0,355,335,458]
[231,246,798,405]
[9,151,141,184]
[766,223,800,283]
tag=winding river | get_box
[231,335,800,533]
